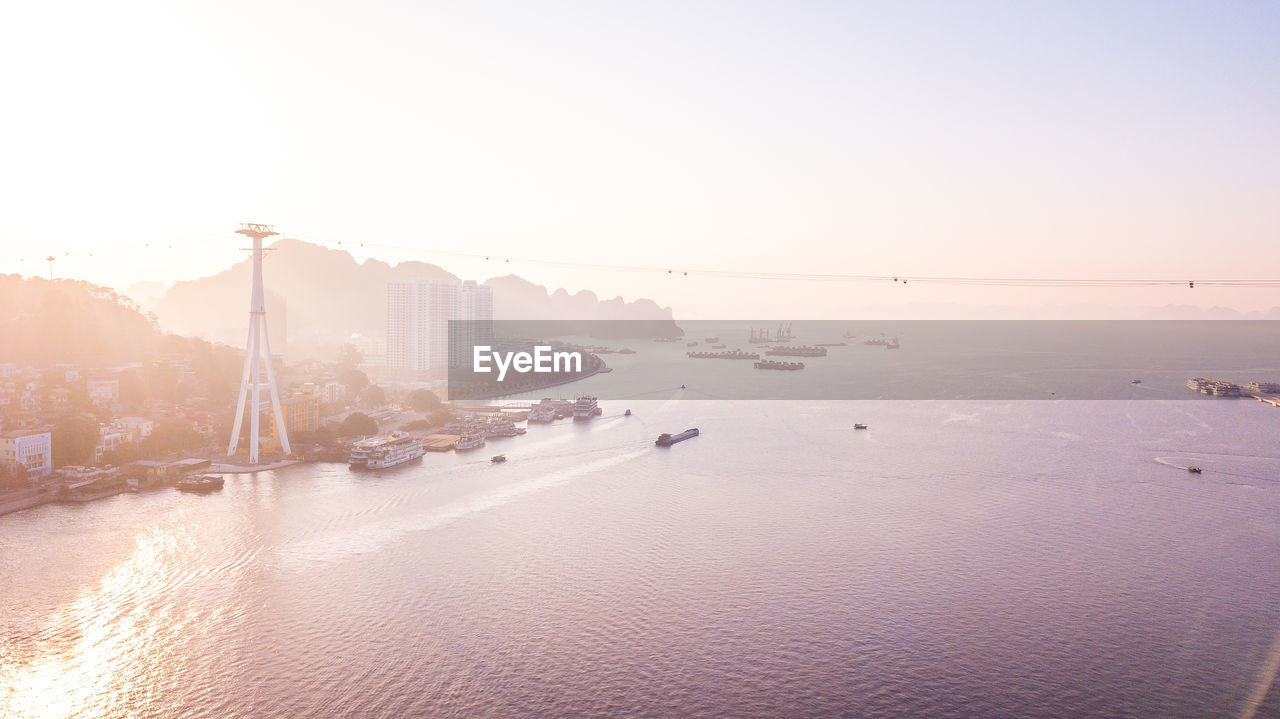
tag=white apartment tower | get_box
[387,279,493,377]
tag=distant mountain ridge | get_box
[146,238,677,345]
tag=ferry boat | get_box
[865,336,900,348]
[655,428,699,446]
[488,420,524,437]
[573,396,602,421]
[754,360,805,370]
[350,431,426,469]
[455,433,486,451]
[177,475,225,493]
[528,406,557,423]
[765,345,828,357]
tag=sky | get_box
[1,0,1277,317]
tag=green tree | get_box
[337,343,364,368]
[340,368,370,395]
[291,425,337,446]
[406,389,442,412]
[140,424,201,457]
[338,412,377,437]
[51,414,100,467]
[359,385,386,408]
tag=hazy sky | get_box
[1,0,1277,316]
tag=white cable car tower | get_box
[227,223,290,464]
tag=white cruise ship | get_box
[573,396,602,421]
[455,433,486,451]
[349,431,426,469]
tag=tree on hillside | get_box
[291,425,337,446]
[359,385,386,408]
[406,389,442,412]
[51,414,100,467]
[339,412,377,437]
[0,276,161,365]
[337,343,363,368]
[340,368,369,395]
[140,424,202,457]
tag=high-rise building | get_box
[387,279,493,378]
[452,280,494,368]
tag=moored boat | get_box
[455,433,486,451]
[177,475,225,493]
[573,396,602,421]
[754,360,805,370]
[765,345,828,357]
[350,431,426,469]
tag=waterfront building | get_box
[0,430,53,479]
[274,395,322,437]
[94,425,135,464]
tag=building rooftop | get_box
[1,429,50,439]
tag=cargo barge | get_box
[754,360,805,370]
[688,349,759,360]
[655,428,699,446]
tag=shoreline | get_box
[208,459,302,474]
[455,355,609,402]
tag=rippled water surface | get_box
[3,399,1279,718]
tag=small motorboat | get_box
[491,454,507,464]
[853,423,868,430]
[624,409,632,416]
[177,475,225,493]
[1187,466,1202,474]
[1132,379,1143,384]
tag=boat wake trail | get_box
[1240,623,1280,719]
[279,448,650,567]
[1154,457,1198,471]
